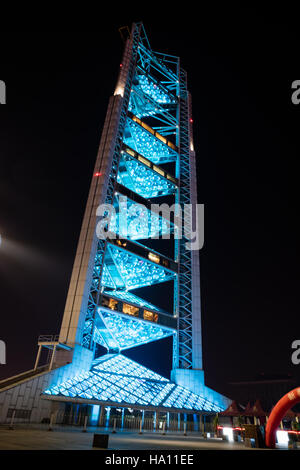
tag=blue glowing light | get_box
[128,92,158,119]
[128,73,176,119]
[101,265,116,289]
[44,354,223,412]
[109,197,173,240]
[124,119,177,164]
[117,153,176,198]
[91,405,100,423]
[102,245,176,290]
[94,309,174,350]
[136,74,176,104]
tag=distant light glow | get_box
[276,430,289,446]
[223,427,234,442]
[114,85,124,97]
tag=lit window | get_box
[153,165,164,176]
[116,240,127,247]
[132,115,141,124]
[123,303,139,317]
[148,252,160,264]
[142,122,155,135]
[143,310,158,323]
[108,299,118,310]
[168,141,176,150]
[125,147,135,157]
[167,174,176,183]
[156,133,167,145]
[138,155,151,167]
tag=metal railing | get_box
[1,411,216,435]
[0,364,50,391]
[38,335,59,343]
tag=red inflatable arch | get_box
[265,387,300,448]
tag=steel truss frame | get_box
[80,22,197,373]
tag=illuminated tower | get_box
[0,23,229,424]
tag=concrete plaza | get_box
[0,426,263,450]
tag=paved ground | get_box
[0,426,261,450]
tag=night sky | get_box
[1,11,300,400]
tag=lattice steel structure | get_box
[0,23,229,422]
[59,22,200,365]
[48,21,229,412]
[44,355,222,412]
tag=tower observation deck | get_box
[0,22,230,426]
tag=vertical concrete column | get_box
[184,413,187,435]
[90,404,100,425]
[193,413,198,432]
[141,410,145,428]
[98,406,105,427]
[71,404,76,425]
[74,404,80,425]
[199,414,202,433]
[178,413,181,431]
[153,411,157,431]
[105,407,111,429]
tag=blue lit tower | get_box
[0,23,229,422]
[54,21,227,408]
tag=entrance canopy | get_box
[43,354,224,414]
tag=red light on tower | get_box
[94,172,103,177]
[190,118,193,123]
